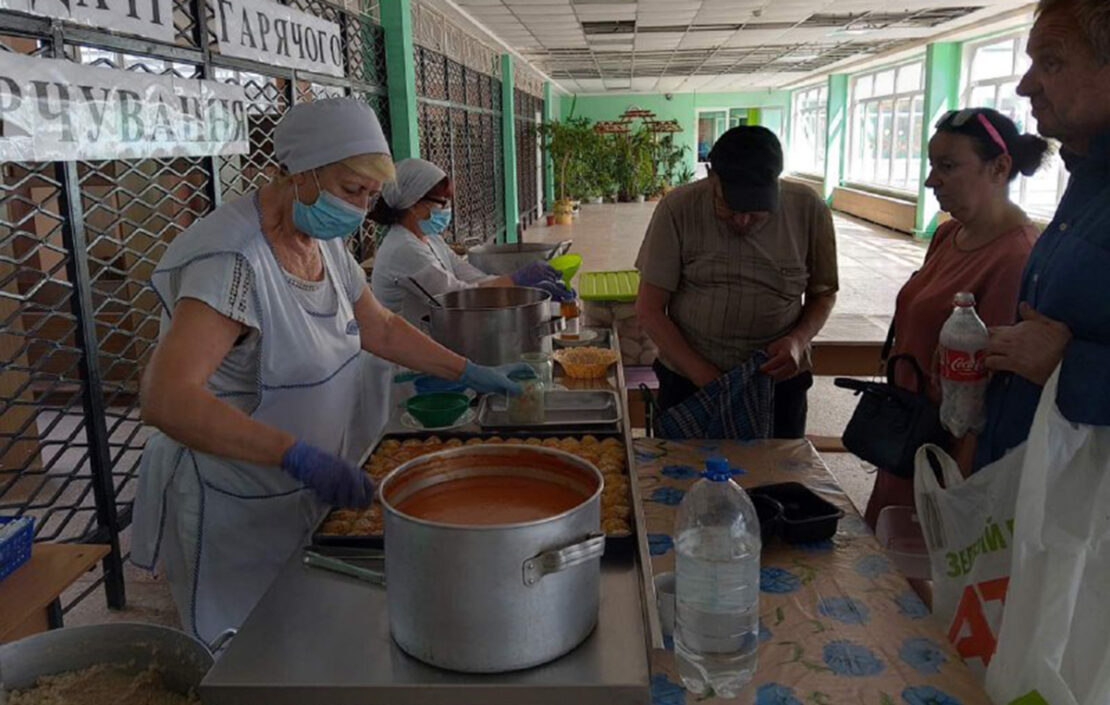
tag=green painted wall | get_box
[544,82,558,210]
[380,0,419,160]
[916,42,962,239]
[561,90,792,177]
[823,74,849,204]
[501,54,519,242]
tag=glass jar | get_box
[507,369,545,425]
[560,298,581,340]
[520,351,554,389]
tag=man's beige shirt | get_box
[635,178,838,373]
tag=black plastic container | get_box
[751,493,783,547]
[749,482,845,543]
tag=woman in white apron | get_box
[370,158,575,326]
[132,98,529,642]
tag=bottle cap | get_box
[703,457,735,482]
[953,292,976,307]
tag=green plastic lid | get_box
[579,270,640,302]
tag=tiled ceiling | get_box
[436,0,1033,93]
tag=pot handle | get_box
[549,240,574,259]
[207,628,238,654]
[532,316,566,337]
[523,532,606,587]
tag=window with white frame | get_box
[962,32,1068,218]
[848,60,926,192]
[789,84,828,176]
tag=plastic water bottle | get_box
[673,458,761,698]
[939,292,990,437]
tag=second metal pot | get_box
[467,240,572,276]
[380,445,605,673]
[428,287,563,365]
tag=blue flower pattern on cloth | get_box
[760,566,802,594]
[661,465,700,480]
[854,553,892,578]
[651,673,686,705]
[648,533,674,556]
[899,637,948,675]
[650,487,686,506]
[755,683,804,705]
[817,596,870,625]
[901,685,964,705]
[823,640,885,676]
[894,591,930,619]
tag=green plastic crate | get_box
[579,270,640,302]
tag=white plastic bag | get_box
[985,368,1110,705]
[914,439,1025,678]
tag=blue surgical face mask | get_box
[419,207,453,236]
[292,170,366,240]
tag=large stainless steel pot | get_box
[380,445,606,673]
[467,240,572,276]
[428,287,563,365]
[0,623,233,696]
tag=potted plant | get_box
[538,108,594,225]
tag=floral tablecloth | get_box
[635,438,991,705]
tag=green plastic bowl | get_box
[406,392,470,428]
[549,253,582,287]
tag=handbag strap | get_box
[880,269,919,365]
[886,354,928,394]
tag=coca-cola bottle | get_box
[938,292,990,437]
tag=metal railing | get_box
[0,0,388,613]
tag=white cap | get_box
[274,98,391,174]
[381,158,448,210]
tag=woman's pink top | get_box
[891,219,1039,402]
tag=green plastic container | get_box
[579,270,640,302]
[549,253,582,287]
[406,392,470,428]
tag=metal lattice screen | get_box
[514,89,542,227]
[0,0,388,613]
[415,45,504,247]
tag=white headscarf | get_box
[274,98,391,174]
[381,158,447,210]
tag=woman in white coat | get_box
[132,99,527,642]
[370,158,574,326]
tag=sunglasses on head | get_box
[937,108,1009,156]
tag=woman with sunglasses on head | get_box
[864,107,1049,530]
[371,158,574,327]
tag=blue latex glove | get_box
[459,361,533,396]
[281,441,373,508]
[533,280,577,303]
[511,261,559,287]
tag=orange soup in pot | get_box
[395,474,587,525]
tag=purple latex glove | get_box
[533,279,577,303]
[511,261,560,287]
[281,441,373,508]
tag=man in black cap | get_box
[635,125,838,438]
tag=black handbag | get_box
[834,320,948,478]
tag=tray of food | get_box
[314,434,634,552]
[477,390,622,429]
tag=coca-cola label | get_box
[941,346,986,382]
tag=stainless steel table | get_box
[201,549,651,705]
[202,326,654,704]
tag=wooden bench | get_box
[0,543,110,643]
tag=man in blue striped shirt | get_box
[977,0,1110,468]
